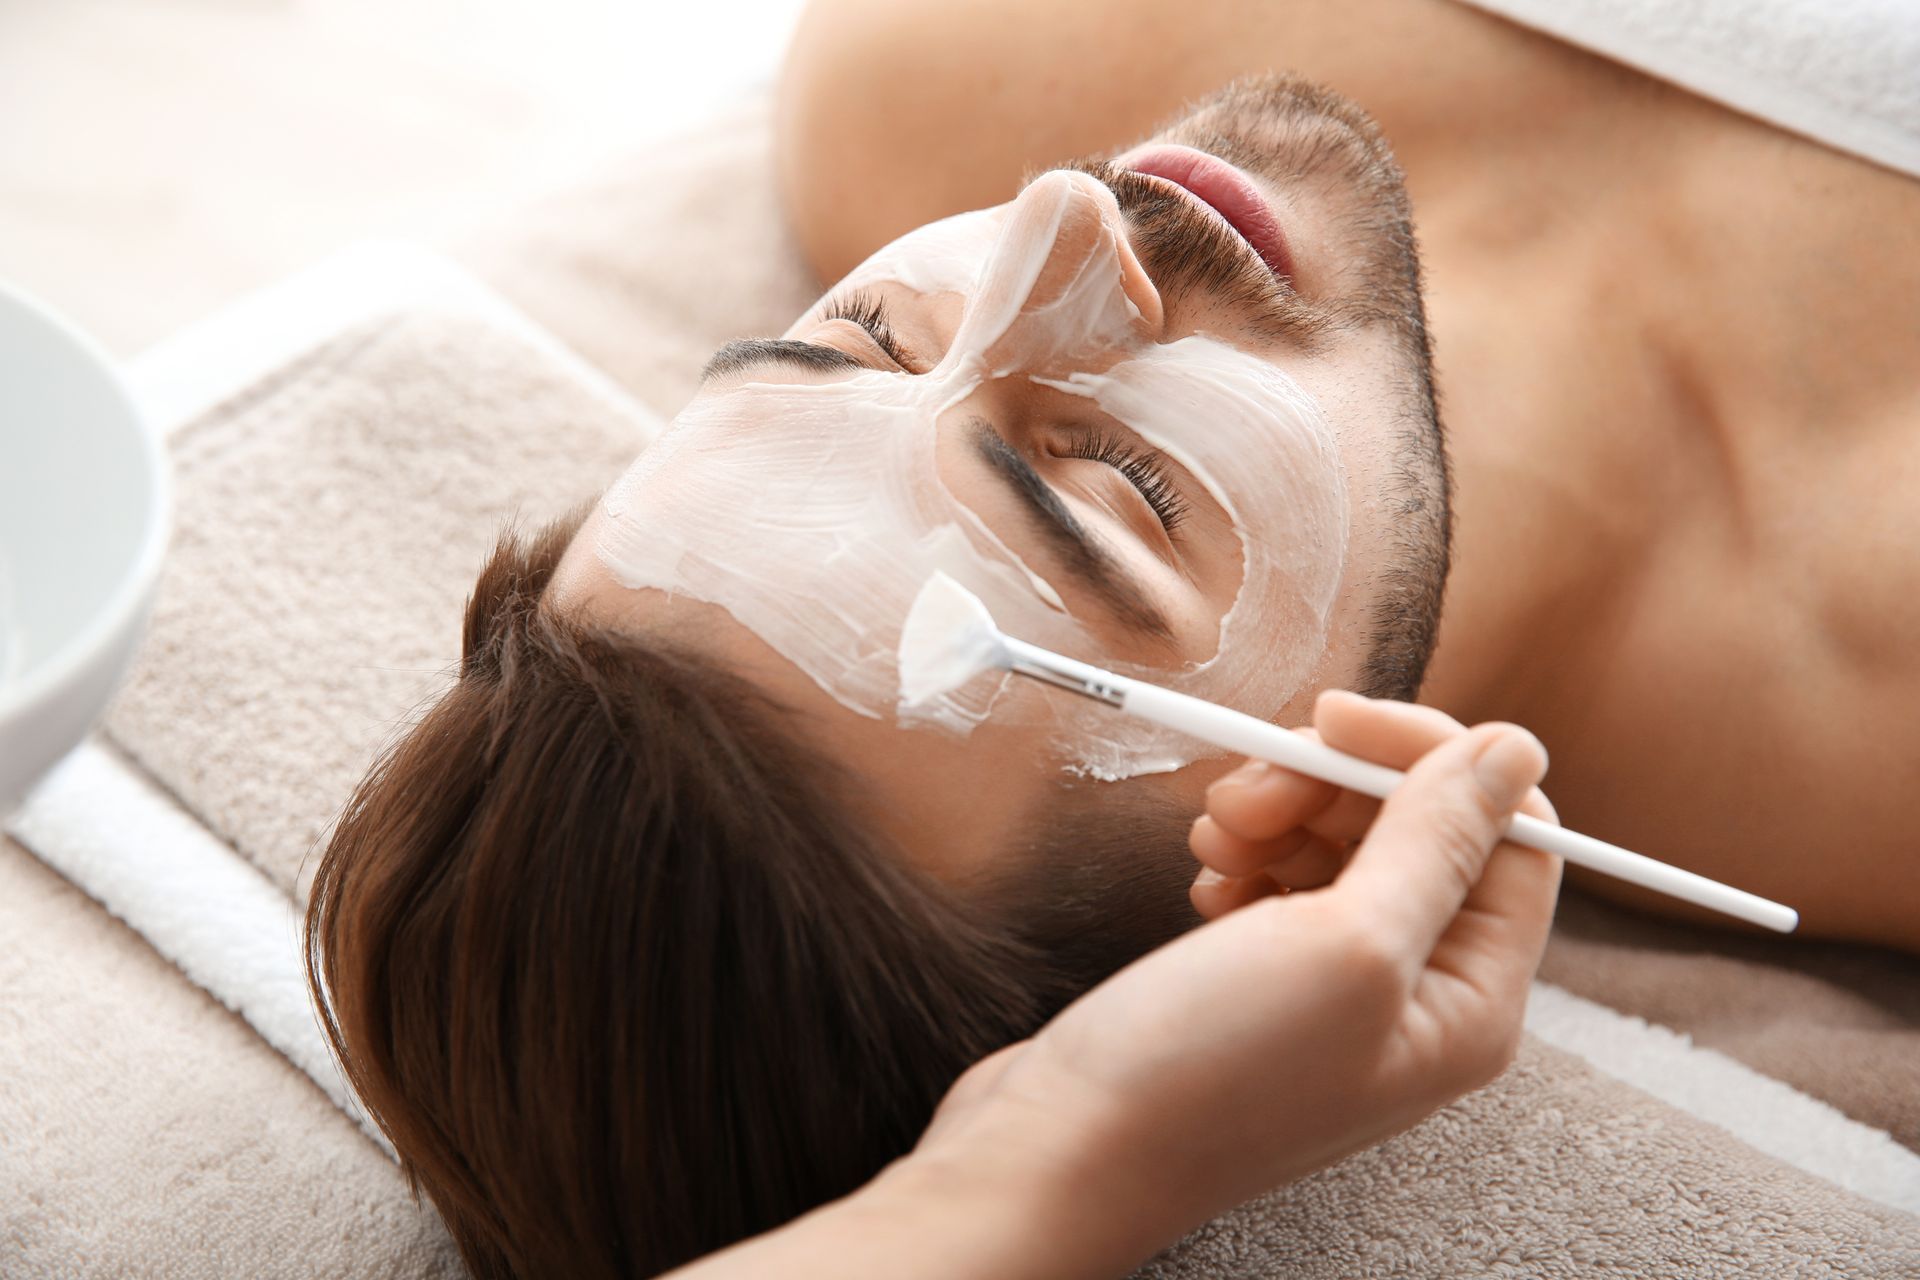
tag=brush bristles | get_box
[897,572,1009,706]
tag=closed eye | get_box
[820,289,913,368]
[1060,429,1190,536]
[810,293,1186,537]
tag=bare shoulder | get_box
[775,0,1531,283]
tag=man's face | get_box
[554,76,1444,884]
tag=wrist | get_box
[869,1089,1195,1279]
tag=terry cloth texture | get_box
[0,833,460,1278]
[1543,887,1920,1154]
[1136,1038,1916,1279]
[99,317,652,904]
[1454,0,1920,179]
[45,297,1920,1279]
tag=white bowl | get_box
[0,284,170,815]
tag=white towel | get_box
[1456,0,1920,179]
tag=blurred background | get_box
[0,0,810,356]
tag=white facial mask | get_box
[596,170,1348,779]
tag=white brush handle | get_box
[1004,640,1798,933]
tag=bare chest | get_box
[1426,330,1920,946]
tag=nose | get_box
[1078,176,1165,335]
[1021,171,1164,336]
[955,171,1166,362]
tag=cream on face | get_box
[595,170,1348,779]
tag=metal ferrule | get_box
[1008,654,1126,707]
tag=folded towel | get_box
[1455,0,1920,179]
[1139,1036,1918,1279]
[0,831,460,1277]
[101,311,653,903]
[1544,886,1920,1153]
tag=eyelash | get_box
[823,292,1187,537]
[1063,431,1191,535]
[821,290,910,367]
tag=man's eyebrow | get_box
[701,338,867,382]
[969,421,1178,647]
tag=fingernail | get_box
[1193,866,1226,888]
[1209,758,1273,794]
[1473,728,1547,808]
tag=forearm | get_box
[665,1112,1182,1280]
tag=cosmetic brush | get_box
[899,572,1798,933]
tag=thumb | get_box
[1334,723,1548,967]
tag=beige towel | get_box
[1141,1038,1916,1278]
[103,318,650,902]
[0,833,459,1277]
[76,305,1920,1276]
[1543,887,1920,1152]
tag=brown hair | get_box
[305,509,1195,1279]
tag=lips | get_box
[1120,144,1294,283]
